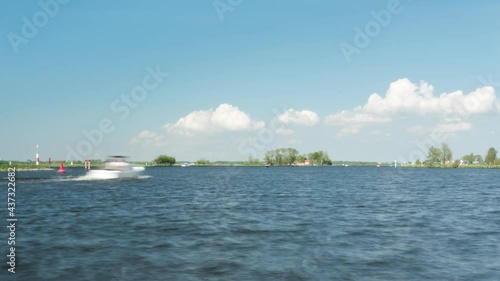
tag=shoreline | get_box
[12,168,54,171]
[2,165,500,172]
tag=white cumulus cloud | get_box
[275,128,295,135]
[165,103,264,135]
[337,127,360,137]
[137,130,157,139]
[325,78,498,136]
[277,109,320,126]
[325,109,392,126]
[129,130,165,146]
[432,121,472,134]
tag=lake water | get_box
[1,166,499,280]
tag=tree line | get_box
[153,144,498,168]
[263,148,332,166]
[154,155,176,166]
[423,143,498,167]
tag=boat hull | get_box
[86,167,145,180]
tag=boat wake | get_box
[62,174,152,181]
[5,173,150,184]
[17,174,153,182]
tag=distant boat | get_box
[265,164,270,168]
[181,163,191,167]
[86,156,144,179]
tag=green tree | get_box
[462,153,474,164]
[296,154,305,164]
[154,155,176,166]
[196,158,210,165]
[265,148,300,165]
[322,152,333,165]
[427,146,442,167]
[308,151,320,164]
[245,156,260,166]
[474,154,483,163]
[264,150,275,165]
[441,143,453,163]
[283,148,299,165]
[264,148,332,166]
[485,147,497,165]
[275,149,284,165]
[308,150,332,166]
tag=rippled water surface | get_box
[1,166,500,280]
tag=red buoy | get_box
[58,162,66,173]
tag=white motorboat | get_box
[86,156,145,180]
[181,163,191,167]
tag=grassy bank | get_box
[402,164,500,169]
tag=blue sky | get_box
[1,0,500,162]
